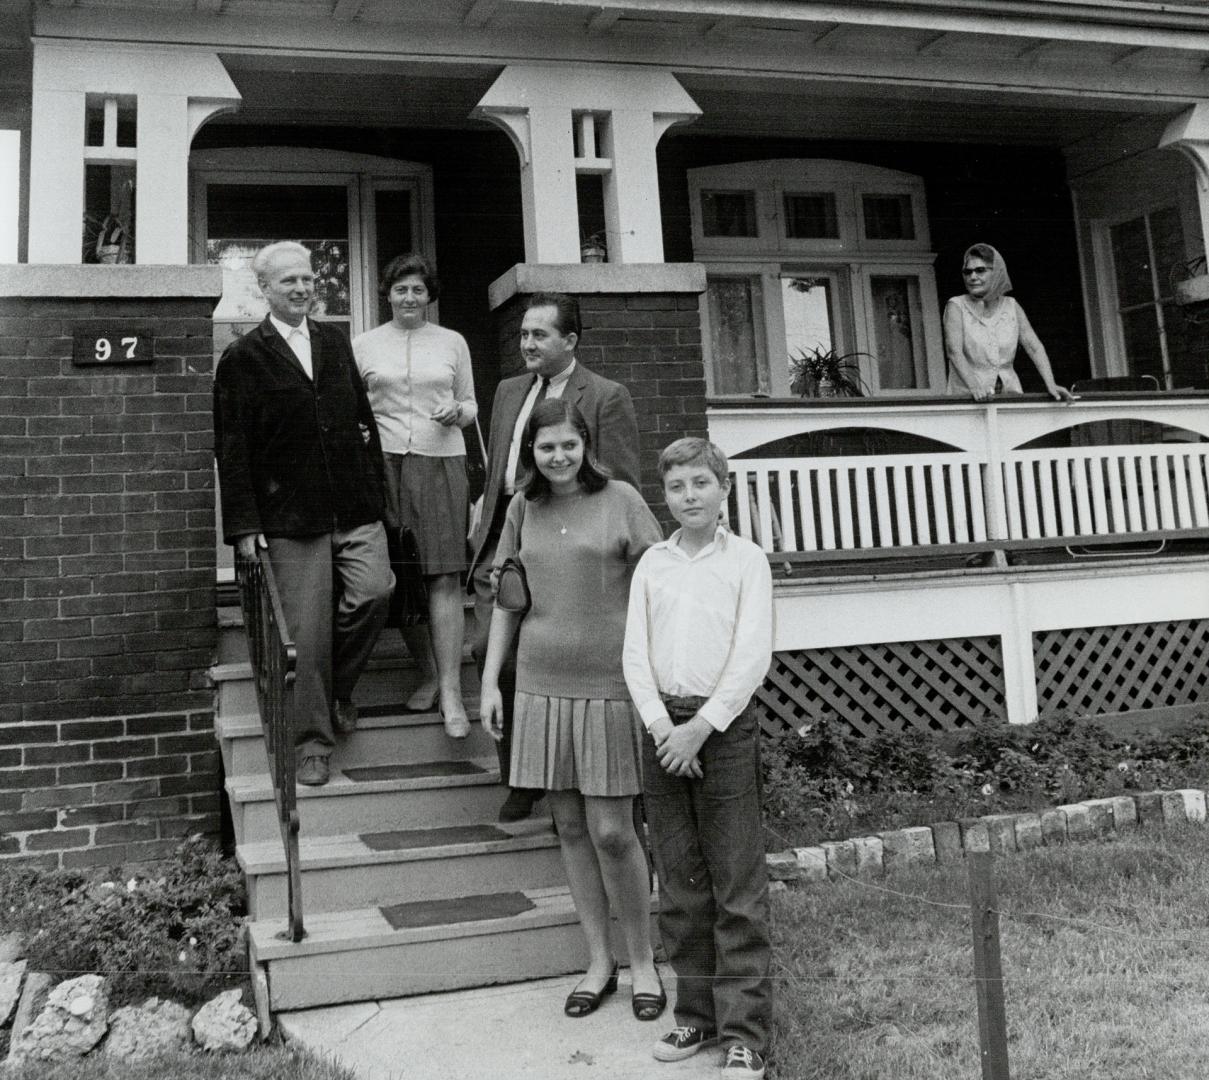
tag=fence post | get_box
[968,851,1011,1080]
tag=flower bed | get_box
[760,711,1209,851]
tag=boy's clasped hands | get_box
[649,714,712,778]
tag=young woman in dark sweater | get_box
[479,398,667,1023]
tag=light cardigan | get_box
[495,481,663,701]
[352,321,478,457]
[623,526,773,732]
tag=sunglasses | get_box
[962,266,991,277]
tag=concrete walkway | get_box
[279,966,722,1080]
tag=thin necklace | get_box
[551,489,584,535]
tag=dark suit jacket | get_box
[213,316,386,541]
[468,361,640,577]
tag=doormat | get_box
[361,824,508,851]
[380,891,536,931]
[343,760,486,783]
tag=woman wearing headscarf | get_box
[943,243,1075,403]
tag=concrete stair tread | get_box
[226,755,502,804]
[250,885,579,960]
[216,704,484,741]
[238,818,556,874]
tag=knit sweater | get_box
[351,321,478,456]
[495,481,663,700]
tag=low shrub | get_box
[0,836,248,1006]
[761,711,1209,849]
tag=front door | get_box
[190,147,435,582]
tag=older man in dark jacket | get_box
[214,241,393,786]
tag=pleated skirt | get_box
[509,692,643,797]
[382,452,468,577]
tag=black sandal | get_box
[631,971,667,1021]
[564,961,619,1018]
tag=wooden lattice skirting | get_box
[756,636,1006,737]
[1034,618,1209,717]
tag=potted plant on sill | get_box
[580,231,607,264]
[789,344,870,398]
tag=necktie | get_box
[535,376,550,403]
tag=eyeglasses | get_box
[962,266,991,277]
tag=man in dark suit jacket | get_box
[213,241,393,787]
[469,292,640,820]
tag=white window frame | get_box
[1093,200,1194,387]
[689,160,942,397]
[189,147,436,337]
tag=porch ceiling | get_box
[209,56,1179,151]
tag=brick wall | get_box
[0,267,224,868]
[491,268,708,525]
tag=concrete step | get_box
[215,705,495,779]
[217,604,479,666]
[252,886,635,1010]
[210,655,479,718]
[239,816,562,917]
[227,756,505,846]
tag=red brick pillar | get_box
[488,265,707,524]
[0,266,224,868]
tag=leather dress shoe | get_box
[332,699,358,735]
[296,755,331,787]
[498,788,542,822]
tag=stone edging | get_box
[763,789,1208,885]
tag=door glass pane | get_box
[1111,216,1153,308]
[870,276,921,390]
[706,277,768,395]
[1150,206,1185,299]
[1162,301,1204,389]
[862,194,914,240]
[701,190,758,238]
[784,192,838,239]
[781,276,835,362]
[206,183,351,322]
[1120,306,1164,382]
[374,187,414,324]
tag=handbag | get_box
[386,523,428,629]
[494,556,531,614]
[493,494,530,615]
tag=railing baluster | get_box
[872,464,893,547]
[1172,449,1193,528]
[777,468,798,551]
[854,466,873,548]
[1190,450,1209,527]
[836,467,856,548]
[1019,458,1040,539]
[1156,449,1176,529]
[1122,453,1144,532]
[1037,458,1057,538]
[796,467,819,551]
[1106,453,1126,534]
[1001,459,1022,540]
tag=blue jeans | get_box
[642,701,772,1053]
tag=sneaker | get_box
[721,1044,765,1079]
[296,754,330,787]
[652,1026,716,1062]
[332,699,358,736]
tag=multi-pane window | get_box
[688,160,944,397]
[1109,206,1192,389]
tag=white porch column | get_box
[473,64,700,264]
[1161,103,1209,250]
[28,41,239,264]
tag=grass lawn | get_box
[4,1044,358,1080]
[769,823,1209,1079]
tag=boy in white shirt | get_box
[623,437,774,1080]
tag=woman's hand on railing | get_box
[1045,383,1078,404]
[235,533,268,560]
[479,682,506,742]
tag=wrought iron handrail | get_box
[235,548,304,943]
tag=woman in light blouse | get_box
[943,243,1074,403]
[353,254,477,737]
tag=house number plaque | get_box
[72,328,155,366]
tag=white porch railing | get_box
[712,394,1209,557]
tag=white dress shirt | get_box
[269,314,312,380]
[504,358,576,494]
[623,526,773,733]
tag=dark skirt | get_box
[382,452,468,577]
